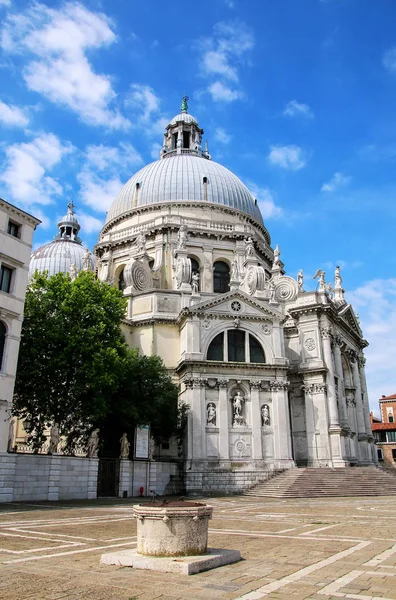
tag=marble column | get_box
[250,381,263,459]
[333,338,349,429]
[351,354,369,463]
[218,379,229,460]
[185,378,204,461]
[271,382,294,468]
[320,325,347,466]
[358,355,375,464]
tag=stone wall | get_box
[185,469,279,495]
[118,460,183,497]
[0,453,98,503]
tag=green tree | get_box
[13,270,182,454]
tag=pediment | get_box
[186,290,284,321]
[338,304,363,337]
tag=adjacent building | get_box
[371,394,396,465]
[95,99,376,492]
[0,198,41,453]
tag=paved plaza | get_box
[0,495,396,600]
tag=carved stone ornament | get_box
[274,276,298,302]
[124,259,153,291]
[175,256,192,289]
[301,383,327,395]
[246,264,266,295]
[230,300,242,312]
[304,337,316,351]
[320,326,332,340]
[261,404,270,426]
[201,318,211,330]
[262,323,272,335]
[250,380,262,389]
[206,403,217,426]
[184,377,204,388]
[346,394,356,407]
[218,378,229,388]
[269,380,289,391]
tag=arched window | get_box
[207,330,265,363]
[190,258,199,275]
[118,269,126,292]
[213,261,230,294]
[0,321,6,371]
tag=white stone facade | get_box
[0,198,40,455]
[95,102,376,492]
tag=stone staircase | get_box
[243,467,396,498]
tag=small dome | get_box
[29,240,95,279]
[169,112,198,126]
[105,154,263,225]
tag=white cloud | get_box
[214,127,232,144]
[78,170,124,213]
[77,211,103,233]
[383,47,396,73]
[1,2,129,129]
[0,99,29,127]
[150,142,162,160]
[199,20,253,102]
[0,133,72,207]
[203,50,238,82]
[321,171,351,192]
[268,145,307,171]
[247,182,283,220]
[0,0,11,7]
[348,279,396,412]
[84,142,142,171]
[283,100,314,119]
[208,81,243,103]
[125,84,161,121]
[78,142,143,213]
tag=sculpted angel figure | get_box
[273,244,281,267]
[177,225,188,250]
[231,259,239,281]
[334,265,343,289]
[82,248,91,271]
[136,232,146,253]
[206,403,216,426]
[261,405,270,426]
[192,272,199,293]
[120,433,130,459]
[297,269,304,291]
[245,237,255,258]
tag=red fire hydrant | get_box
[139,486,144,497]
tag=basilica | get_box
[92,98,375,490]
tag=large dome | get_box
[106,155,264,225]
[29,202,95,278]
[29,239,94,278]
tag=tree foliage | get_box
[14,271,182,454]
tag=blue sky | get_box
[1,0,396,411]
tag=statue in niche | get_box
[48,423,60,454]
[119,433,130,459]
[297,269,304,291]
[192,272,199,293]
[232,391,245,426]
[261,404,270,426]
[136,232,146,254]
[177,225,188,250]
[82,248,91,271]
[69,263,77,281]
[7,418,15,453]
[206,403,216,426]
[245,237,255,259]
[231,259,239,281]
[87,429,100,458]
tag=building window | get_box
[377,448,383,461]
[183,131,190,148]
[390,415,394,423]
[207,330,265,364]
[387,431,396,443]
[0,265,13,293]
[0,321,6,370]
[207,332,224,361]
[213,261,230,293]
[118,269,126,292]
[7,221,20,238]
[393,449,396,461]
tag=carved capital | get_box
[301,382,327,395]
[250,380,262,390]
[320,326,332,340]
[218,378,229,388]
[184,377,203,389]
[358,354,366,368]
[269,380,289,391]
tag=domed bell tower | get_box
[161,96,209,159]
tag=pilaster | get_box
[218,379,230,460]
[250,381,263,459]
[271,381,294,468]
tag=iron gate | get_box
[97,458,120,497]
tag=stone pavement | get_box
[1,495,396,600]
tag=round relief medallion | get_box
[235,440,246,452]
[304,337,316,351]
[262,324,272,335]
[202,318,211,330]
[230,300,242,313]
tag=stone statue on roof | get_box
[181,96,189,112]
